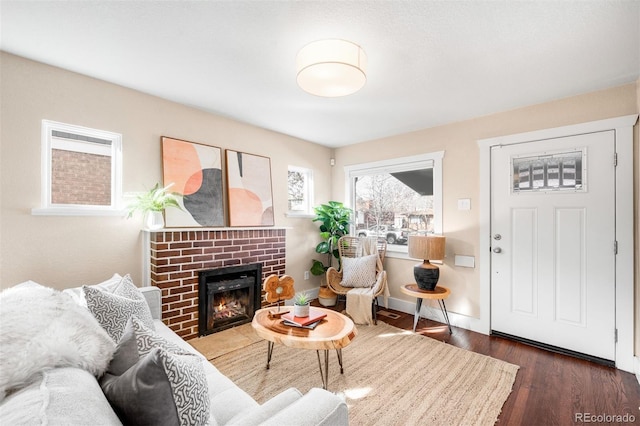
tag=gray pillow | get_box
[106,316,191,376]
[100,348,209,426]
[83,275,154,342]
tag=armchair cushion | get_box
[340,254,377,288]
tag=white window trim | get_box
[32,120,124,216]
[286,165,315,218]
[344,151,444,259]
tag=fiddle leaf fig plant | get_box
[310,201,353,276]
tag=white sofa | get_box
[0,283,348,425]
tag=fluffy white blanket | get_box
[0,285,115,401]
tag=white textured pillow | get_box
[84,274,154,343]
[63,273,122,307]
[0,286,115,401]
[340,254,378,288]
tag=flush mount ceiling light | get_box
[296,39,367,97]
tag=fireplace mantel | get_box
[143,226,291,233]
[143,227,287,339]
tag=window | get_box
[287,166,314,216]
[512,149,584,193]
[33,120,123,216]
[345,152,444,255]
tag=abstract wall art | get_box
[162,137,224,227]
[225,150,274,226]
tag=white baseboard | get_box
[379,296,488,335]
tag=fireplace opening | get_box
[198,263,262,336]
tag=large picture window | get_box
[345,152,444,255]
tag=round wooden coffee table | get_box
[400,284,452,334]
[251,307,357,390]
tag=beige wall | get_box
[2,52,638,355]
[333,82,639,352]
[0,52,332,291]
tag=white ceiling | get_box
[1,1,638,148]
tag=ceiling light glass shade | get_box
[296,39,367,97]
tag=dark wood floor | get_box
[317,301,640,426]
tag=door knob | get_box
[493,234,502,240]
[493,247,502,253]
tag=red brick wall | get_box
[51,149,111,205]
[150,229,286,340]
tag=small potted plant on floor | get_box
[293,292,311,317]
[127,183,182,230]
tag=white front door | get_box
[490,130,616,361]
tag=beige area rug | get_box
[187,323,262,360]
[208,322,519,426]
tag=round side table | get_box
[400,284,452,334]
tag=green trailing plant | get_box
[293,291,311,306]
[310,201,353,276]
[127,183,182,218]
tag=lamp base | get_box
[413,262,440,291]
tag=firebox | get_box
[198,263,262,336]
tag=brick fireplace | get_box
[145,228,286,340]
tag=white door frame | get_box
[477,114,638,373]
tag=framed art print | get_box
[162,137,224,227]
[225,150,274,226]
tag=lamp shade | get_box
[408,235,446,261]
[296,39,367,97]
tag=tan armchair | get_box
[326,236,387,324]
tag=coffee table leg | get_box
[413,298,423,332]
[336,349,344,374]
[316,350,330,390]
[266,341,274,369]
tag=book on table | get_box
[282,319,322,330]
[281,307,327,327]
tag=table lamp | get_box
[408,235,446,290]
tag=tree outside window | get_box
[346,152,443,254]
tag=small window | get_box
[512,149,585,193]
[287,166,314,216]
[33,120,123,216]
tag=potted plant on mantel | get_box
[310,201,353,306]
[127,183,182,230]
